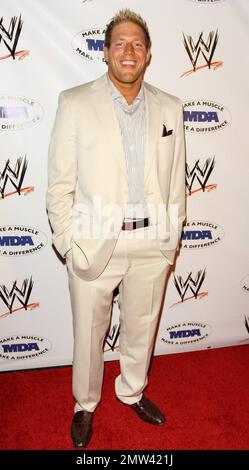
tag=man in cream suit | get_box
[46,9,186,448]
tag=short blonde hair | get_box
[104,9,151,50]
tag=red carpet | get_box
[1,345,249,450]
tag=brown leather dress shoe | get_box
[70,410,93,448]
[130,395,166,425]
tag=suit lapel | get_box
[90,75,127,176]
[90,75,161,190]
[144,83,161,186]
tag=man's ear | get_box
[146,49,151,65]
[104,47,109,63]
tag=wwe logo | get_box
[173,269,207,304]
[0,277,34,314]
[182,30,222,77]
[186,157,216,196]
[240,316,249,344]
[0,14,23,60]
[104,324,120,352]
[245,316,249,335]
[0,155,33,199]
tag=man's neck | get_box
[107,72,143,105]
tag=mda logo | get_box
[181,220,224,249]
[0,225,47,256]
[0,335,51,360]
[0,94,43,131]
[183,99,231,133]
[72,28,105,61]
[160,322,212,345]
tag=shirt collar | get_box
[106,73,144,104]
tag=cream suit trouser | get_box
[66,224,171,413]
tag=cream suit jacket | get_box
[46,74,186,280]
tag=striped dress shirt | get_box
[107,74,149,221]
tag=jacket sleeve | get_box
[165,101,186,264]
[46,91,77,258]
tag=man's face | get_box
[104,21,151,86]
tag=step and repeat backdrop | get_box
[1,0,248,371]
